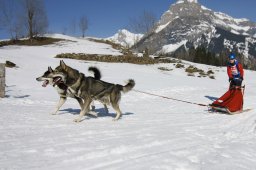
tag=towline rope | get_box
[133,89,209,107]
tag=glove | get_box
[229,78,233,82]
[240,77,243,81]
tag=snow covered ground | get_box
[0,35,256,170]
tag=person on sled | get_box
[209,53,245,113]
[227,53,244,88]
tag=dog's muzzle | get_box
[42,80,49,87]
[53,76,63,86]
[36,77,49,87]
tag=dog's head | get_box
[36,65,65,87]
[36,67,55,87]
[50,60,80,86]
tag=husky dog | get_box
[49,60,135,122]
[36,66,108,116]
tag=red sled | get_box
[210,86,245,114]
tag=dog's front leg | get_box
[52,97,66,115]
[104,104,109,114]
[75,97,84,109]
[73,99,91,122]
[76,97,97,117]
[112,103,122,121]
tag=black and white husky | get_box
[36,66,108,116]
[48,60,135,122]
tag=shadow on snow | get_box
[59,107,134,119]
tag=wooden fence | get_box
[0,63,5,98]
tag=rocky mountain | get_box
[133,0,256,67]
[106,29,143,48]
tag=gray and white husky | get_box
[49,60,135,122]
[36,66,108,116]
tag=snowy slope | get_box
[0,36,256,170]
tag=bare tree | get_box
[12,15,25,39]
[70,17,77,35]
[0,0,48,40]
[21,0,48,39]
[0,0,8,30]
[128,10,157,34]
[79,16,88,38]
[0,0,16,38]
[62,27,68,35]
[0,0,4,30]
[0,0,26,39]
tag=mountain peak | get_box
[176,0,198,4]
[134,0,256,63]
[106,29,143,47]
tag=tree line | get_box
[171,45,254,69]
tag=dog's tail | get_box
[121,79,135,93]
[88,67,101,80]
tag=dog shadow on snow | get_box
[59,107,134,119]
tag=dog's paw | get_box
[88,111,98,117]
[112,114,121,121]
[73,118,81,123]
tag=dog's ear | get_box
[60,60,66,69]
[48,66,53,73]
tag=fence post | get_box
[0,63,5,98]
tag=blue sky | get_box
[1,0,256,39]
